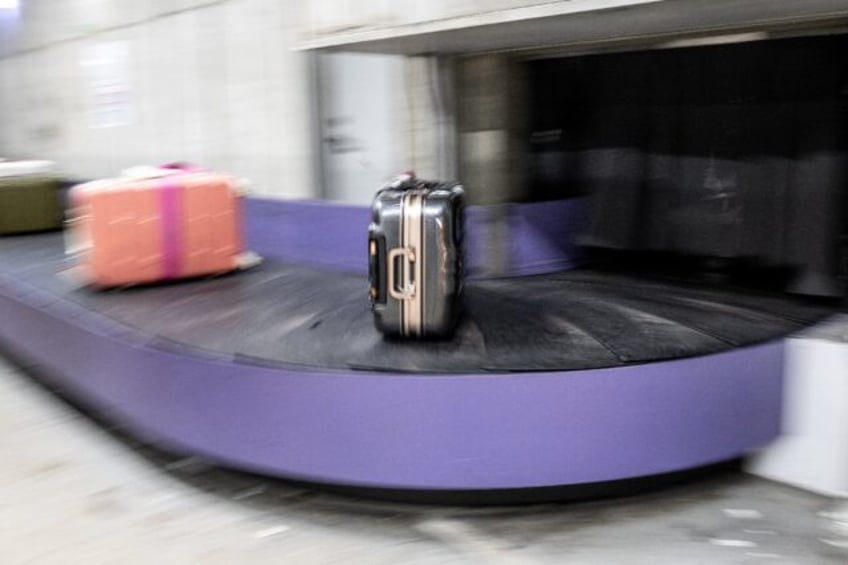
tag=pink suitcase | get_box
[67,172,252,287]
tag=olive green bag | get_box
[0,176,62,235]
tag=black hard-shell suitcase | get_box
[368,174,465,338]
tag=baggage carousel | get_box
[0,197,836,497]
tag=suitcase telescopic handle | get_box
[388,247,416,300]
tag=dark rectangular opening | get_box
[527,33,848,297]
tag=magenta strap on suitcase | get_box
[159,178,184,280]
[159,162,204,173]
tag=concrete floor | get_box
[1,355,847,564]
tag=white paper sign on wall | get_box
[81,41,134,129]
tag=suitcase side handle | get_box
[388,247,416,300]
[368,233,387,303]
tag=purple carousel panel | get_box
[243,197,587,278]
[0,268,783,490]
[244,198,371,274]
[507,198,587,276]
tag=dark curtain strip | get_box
[527,34,848,295]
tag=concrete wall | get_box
[457,54,527,206]
[402,56,458,182]
[298,0,559,36]
[0,0,315,199]
[296,0,655,45]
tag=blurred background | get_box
[0,0,846,289]
[2,1,848,562]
